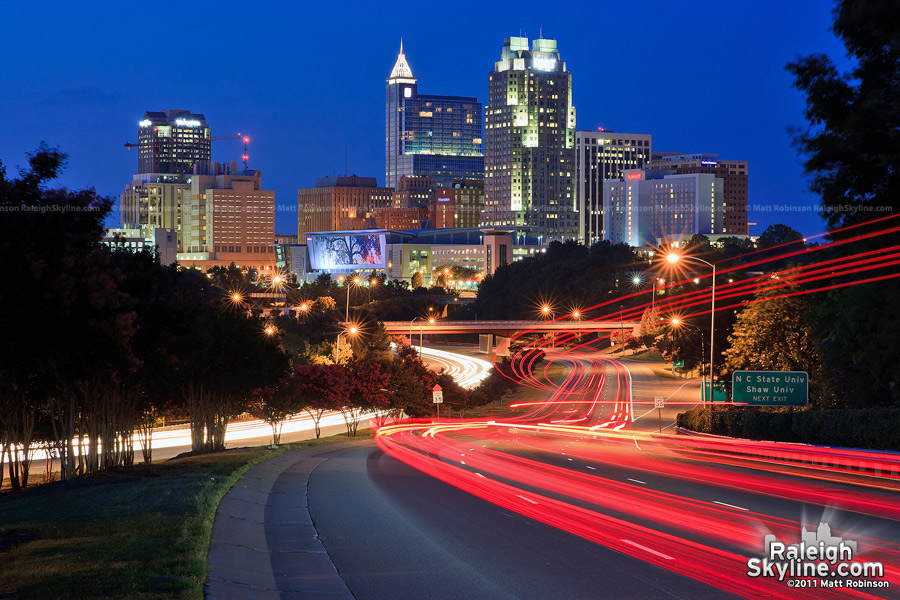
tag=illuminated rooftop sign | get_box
[626,171,644,181]
[532,57,557,71]
[139,120,152,127]
[175,118,202,128]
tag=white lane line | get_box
[475,472,485,478]
[633,435,642,451]
[621,539,675,560]
[627,478,647,485]
[713,500,749,511]
[567,458,574,461]
[516,494,539,505]
[586,465,597,470]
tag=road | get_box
[305,345,900,599]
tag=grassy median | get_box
[0,432,373,600]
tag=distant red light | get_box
[243,137,250,143]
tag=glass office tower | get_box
[385,43,484,189]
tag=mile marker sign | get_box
[732,371,808,406]
[432,384,443,404]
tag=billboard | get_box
[308,234,386,270]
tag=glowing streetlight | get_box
[572,310,580,319]
[265,326,276,336]
[632,275,641,285]
[335,323,359,363]
[666,251,717,406]
[232,293,242,303]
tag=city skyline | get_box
[2,1,849,238]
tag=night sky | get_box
[1,1,850,238]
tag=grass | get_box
[0,431,373,600]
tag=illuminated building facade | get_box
[483,37,577,241]
[604,169,723,247]
[648,153,748,235]
[179,163,276,271]
[433,179,484,229]
[297,176,393,238]
[137,110,211,175]
[386,43,484,189]
[576,131,652,245]
[120,174,190,249]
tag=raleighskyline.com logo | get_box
[746,522,888,590]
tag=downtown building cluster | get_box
[116,37,750,281]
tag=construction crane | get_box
[124,133,251,169]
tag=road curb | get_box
[205,441,367,599]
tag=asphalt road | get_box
[308,443,736,600]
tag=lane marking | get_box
[567,458,574,461]
[621,539,675,560]
[516,494,539,505]
[475,472,485,478]
[633,435,642,451]
[585,465,597,470]
[627,478,647,485]
[713,500,749,511]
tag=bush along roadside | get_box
[676,407,900,452]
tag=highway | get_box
[306,345,900,599]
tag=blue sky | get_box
[1,1,850,238]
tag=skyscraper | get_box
[385,43,484,189]
[576,130,652,245]
[136,109,211,175]
[483,37,577,241]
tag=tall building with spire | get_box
[385,42,484,190]
[483,37,577,241]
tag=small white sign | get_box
[654,396,665,409]
[433,390,443,404]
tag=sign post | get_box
[731,371,808,406]
[654,396,664,433]
[432,384,443,420]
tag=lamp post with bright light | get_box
[671,318,706,395]
[541,305,555,348]
[344,276,361,322]
[667,252,717,405]
[335,324,358,364]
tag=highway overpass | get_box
[382,320,640,337]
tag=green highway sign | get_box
[732,371,808,406]
[673,360,684,368]
[703,381,727,403]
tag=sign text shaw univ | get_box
[732,371,808,406]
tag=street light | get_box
[667,252,717,406]
[344,276,361,322]
[541,304,555,348]
[671,318,706,395]
[335,324,359,364]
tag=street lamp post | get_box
[671,318,706,400]
[335,325,358,364]
[667,253,716,406]
[620,305,626,355]
[541,305,555,348]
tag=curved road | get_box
[304,346,900,599]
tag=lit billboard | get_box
[308,234,386,270]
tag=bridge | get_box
[382,320,640,337]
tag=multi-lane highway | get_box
[305,345,900,599]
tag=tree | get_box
[786,1,900,232]
[722,286,836,407]
[344,359,390,435]
[787,1,900,405]
[295,364,350,438]
[251,381,296,446]
[411,270,424,290]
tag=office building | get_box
[433,179,484,229]
[120,174,191,249]
[136,110,211,175]
[386,43,484,189]
[604,169,723,247]
[483,37,577,241]
[102,227,178,266]
[297,176,393,238]
[178,162,276,271]
[393,175,435,209]
[576,130,652,245]
[648,153,748,235]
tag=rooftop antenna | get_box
[539,27,543,39]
